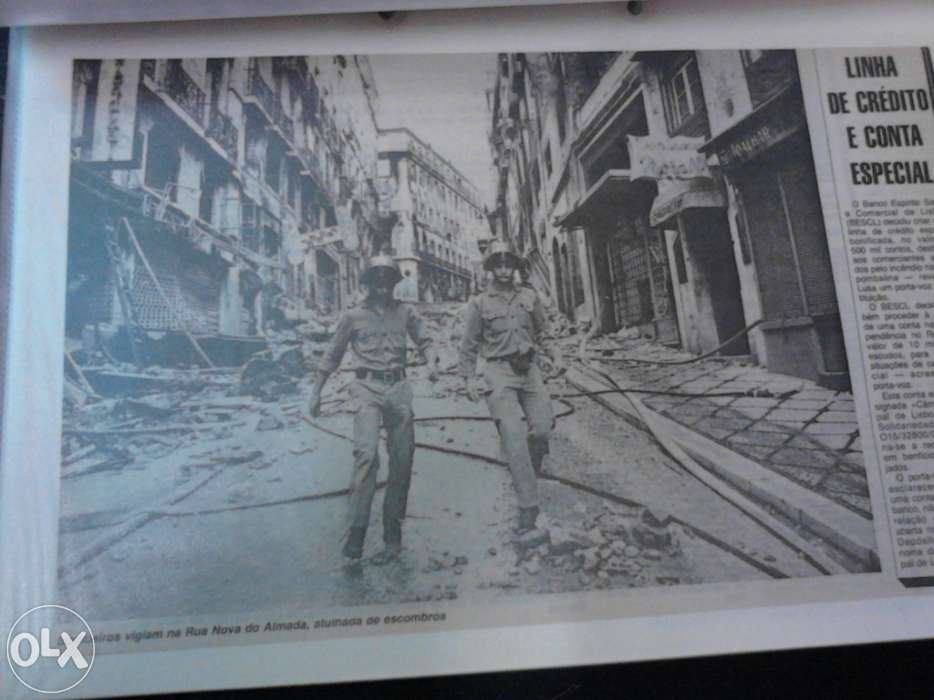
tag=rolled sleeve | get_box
[405,305,432,354]
[318,314,353,375]
[531,293,549,349]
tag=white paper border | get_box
[5,3,934,697]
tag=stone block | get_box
[771,446,837,469]
[805,422,858,436]
[728,431,790,448]
[816,411,859,423]
[733,396,783,409]
[781,399,832,411]
[732,406,772,420]
[750,420,791,433]
[808,433,853,451]
[768,408,821,422]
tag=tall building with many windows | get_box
[68,56,383,363]
[377,128,487,302]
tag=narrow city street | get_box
[59,303,838,623]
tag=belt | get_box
[355,368,405,383]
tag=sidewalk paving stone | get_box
[727,431,791,448]
[686,415,753,433]
[732,396,784,409]
[805,422,858,435]
[809,434,854,451]
[731,406,771,419]
[782,399,833,411]
[771,446,838,469]
[816,411,859,423]
[589,336,872,519]
[748,421,787,434]
[767,408,822,422]
[773,420,808,431]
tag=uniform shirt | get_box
[319,298,431,374]
[458,285,548,378]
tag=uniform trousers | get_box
[482,359,554,509]
[347,378,415,538]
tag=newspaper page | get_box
[5,23,934,696]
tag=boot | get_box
[517,506,540,533]
[342,526,366,560]
[372,519,402,566]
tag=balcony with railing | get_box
[246,62,279,124]
[276,111,294,141]
[163,59,206,125]
[300,148,325,184]
[206,107,239,162]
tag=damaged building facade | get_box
[490,51,849,388]
[68,56,383,365]
[377,128,487,302]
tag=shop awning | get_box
[555,169,656,229]
[649,177,726,227]
[699,83,804,169]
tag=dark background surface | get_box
[117,639,934,698]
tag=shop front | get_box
[629,135,749,357]
[701,85,849,388]
[559,171,679,344]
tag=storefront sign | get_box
[629,135,711,181]
[711,94,805,168]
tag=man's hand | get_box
[425,351,440,383]
[465,376,485,402]
[308,390,322,418]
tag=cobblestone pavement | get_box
[582,336,869,518]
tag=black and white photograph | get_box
[58,50,880,627]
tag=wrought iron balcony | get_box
[300,148,324,183]
[163,60,206,124]
[207,107,239,162]
[278,56,309,76]
[276,112,294,141]
[247,62,279,124]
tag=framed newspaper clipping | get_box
[3,1,934,696]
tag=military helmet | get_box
[483,240,521,271]
[360,255,403,286]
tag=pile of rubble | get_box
[60,309,340,481]
[511,507,682,587]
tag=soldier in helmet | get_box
[458,241,565,535]
[309,255,439,565]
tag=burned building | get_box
[490,51,848,388]
[68,56,382,366]
[377,128,486,302]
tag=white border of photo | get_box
[4,3,934,697]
